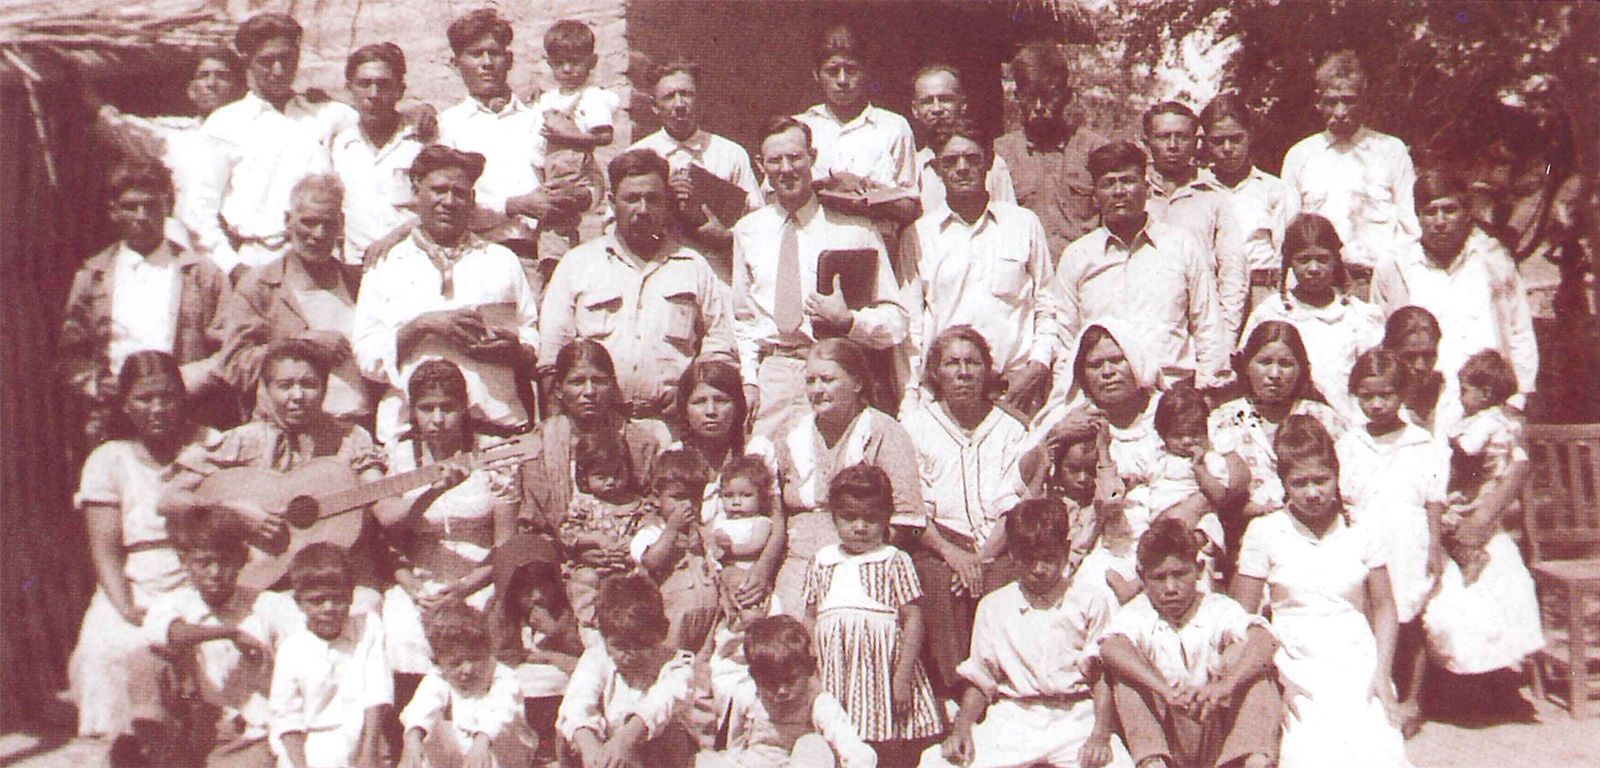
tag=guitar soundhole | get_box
[285,496,320,529]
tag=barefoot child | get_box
[269,544,391,768]
[805,464,944,765]
[562,431,647,631]
[397,601,533,768]
[1100,519,1279,768]
[921,499,1133,768]
[1442,351,1523,584]
[700,615,877,768]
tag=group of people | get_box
[60,7,1552,768]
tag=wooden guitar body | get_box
[195,458,366,590]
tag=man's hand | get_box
[731,569,772,608]
[668,168,695,204]
[1001,362,1051,415]
[404,308,487,348]
[942,547,984,596]
[223,498,285,542]
[805,274,853,328]
[673,605,718,651]
[941,721,976,766]
[1079,730,1113,768]
[401,103,439,143]
[1192,680,1236,721]
[468,329,532,367]
[597,718,647,768]
[297,330,354,364]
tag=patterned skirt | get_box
[814,606,944,742]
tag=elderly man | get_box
[732,117,908,436]
[1049,141,1229,396]
[330,43,426,269]
[628,58,764,280]
[909,63,1015,214]
[1143,101,1249,341]
[906,121,1056,416]
[353,145,540,444]
[539,149,737,420]
[1281,50,1420,297]
[993,43,1109,257]
[215,175,374,426]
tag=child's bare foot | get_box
[1137,757,1171,768]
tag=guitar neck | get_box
[319,463,452,514]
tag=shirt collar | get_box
[808,103,878,133]
[1414,227,1492,274]
[935,201,1000,232]
[1148,166,1220,198]
[460,93,526,117]
[778,195,821,226]
[116,239,176,268]
[1103,220,1157,253]
[603,232,690,268]
[1285,507,1350,542]
[1323,125,1375,149]
[659,128,711,156]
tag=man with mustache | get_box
[909,64,1016,215]
[731,118,908,437]
[628,58,765,282]
[993,43,1108,258]
[353,146,541,444]
[538,149,738,421]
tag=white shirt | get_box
[399,662,523,741]
[1218,166,1298,272]
[353,230,540,443]
[1236,509,1385,618]
[908,201,1058,385]
[915,146,1016,214]
[959,580,1113,700]
[630,128,764,212]
[1242,294,1387,420]
[1281,127,1420,269]
[269,613,393,768]
[532,85,619,132]
[1336,422,1449,524]
[1147,168,1250,341]
[329,122,425,262]
[201,92,356,270]
[730,197,908,382]
[1052,220,1229,388]
[901,402,1029,546]
[108,241,180,374]
[795,103,918,190]
[1104,592,1266,688]
[720,679,875,768]
[555,645,695,741]
[437,94,546,216]
[539,234,738,408]
[1371,227,1539,401]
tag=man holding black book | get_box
[731,117,908,437]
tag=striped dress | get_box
[803,544,944,742]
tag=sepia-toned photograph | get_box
[1,1,1597,766]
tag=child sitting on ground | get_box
[1099,518,1279,768]
[398,601,533,768]
[563,431,647,630]
[1131,384,1246,588]
[700,615,876,768]
[708,455,778,624]
[269,544,391,768]
[534,18,617,254]
[556,573,699,767]
[491,533,584,762]
[922,499,1133,768]
[1443,350,1525,584]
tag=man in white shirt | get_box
[1050,141,1229,392]
[353,146,540,444]
[1371,169,1538,412]
[629,58,764,281]
[908,64,1015,215]
[906,121,1056,415]
[1199,95,1297,311]
[330,43,426,269]
[1281,51,1420,296]
[201,14,358,275]
[732,118,908,437]
[540,150,738,420]
[1143,101,1249,342]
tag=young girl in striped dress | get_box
[803,463,944,765]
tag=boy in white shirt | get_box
[1099,519,1279,768]
[397,601,534,768]
[269,544,390,768]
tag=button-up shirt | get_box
[329,122,425,262]
[993,125,1109,256]
[630,128,765,213]
[915,145,1016,214]
[1103,592,1267,688]
[1236,508,1384,619]
[109,241,180,374]
[907,201,1058,384]
[353,230,539,443]
[958,580,1112,700]
[1053,220,1229,387]
[437,94,547,216]
[539,234,738,409]
[900,402,1029,546]
[556,646,695,741]
[200,92,356,271]
[1147,167,1249,341]
[268,613,392,760]
[1218,166,1298,272]
[730,197,908,382]
[400,662,523,741]
[1281,127,1420,269]
[794,103,918,190]
[1371,227,1538,399]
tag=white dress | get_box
[382,436,516,674]
[1237,511,1411,768]
[68,439,193,736]
[1336,423,1449,623]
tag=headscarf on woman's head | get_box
[1067,319,1160,402]
[251,339,338,468]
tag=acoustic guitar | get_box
[197,431,540,590]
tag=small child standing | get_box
[535,18,617,253]
[269,544,392,768]
[709,456,778,623]
[804,464,943,766]
[556,573,698,767]
[397,601,533,768]
[701,615,876,768]
[1100,519,1279,768]
[491,533,584,762]
[1443,351,1524,584]
[921,499,1133,768]
[563,431,647,631]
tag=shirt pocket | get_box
[989,254,1032,302]
[574,290,624,339]
[660,290,701,350]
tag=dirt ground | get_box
[2,688,1595,768]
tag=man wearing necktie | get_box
[731,117,908,438]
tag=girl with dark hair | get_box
[1242,213,1386,419]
